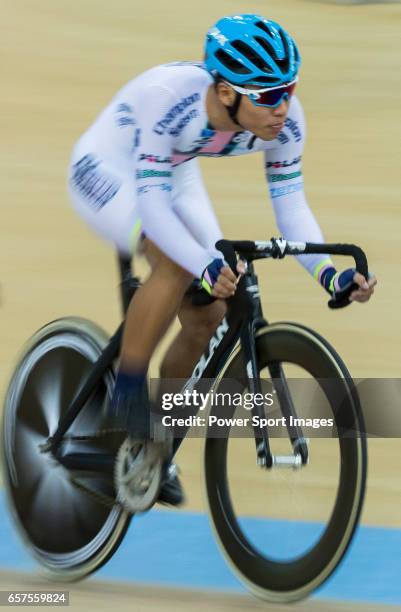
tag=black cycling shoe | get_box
[157,464,186,507]
[107,375,151,438]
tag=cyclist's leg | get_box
[109,238,194,440]
[142,237,226,378]
[120,240,193,370]
[160,295,226,379]
[141,243,226,506]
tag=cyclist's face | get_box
[238,91,290,141]
[217,82,290,140]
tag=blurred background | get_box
[1,0,401,609]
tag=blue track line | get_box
[0,491,400,605]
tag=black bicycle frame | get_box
[45,237,368,467]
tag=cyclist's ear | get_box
[216,81,236,106]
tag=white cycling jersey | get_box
[69,62,332,283]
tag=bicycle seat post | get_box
[117,253,141,317]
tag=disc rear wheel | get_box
[2,317,131,581]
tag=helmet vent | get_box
[215,49,251,74]
[252,75,282,85]
[255,36,276,59]
[275,31,290,73]
[231,40,272,74]
[254,21,275,37]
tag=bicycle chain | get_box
[64,427,127,442]
[69,475,121,510]
[65,428,170,512]
[66,427,127,510]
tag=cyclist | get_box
[68,14,376,507]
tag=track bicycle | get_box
[2,237,368,602]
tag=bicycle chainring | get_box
[114,437,171,513]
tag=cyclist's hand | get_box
[349,271,377,303]
[201,259,246,299]
[328,267,377,304]
[213,261,246,298]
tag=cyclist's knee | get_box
[143,238,193,289]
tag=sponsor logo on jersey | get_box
[70,154,121,210]
[276,132,290,145]
[115,102,136,128]
[117,116,135,127]
[117,103,133,113]
[153,93,201,135]
[137,183,172,195]
[230,132,249,145]
[268,171,302,183]
[132,128,141,152]
[284,117,302,142]
[169,109,199,137]
[188,128,215,151]
[270,182,303,199]
[266,156,302,169]
[136,169,172,179]
[138,154,172,164]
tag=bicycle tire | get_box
[204,322,367,603]
[2,317,131,581]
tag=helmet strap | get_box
[226,92,243,128]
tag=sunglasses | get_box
[224,77,298,108]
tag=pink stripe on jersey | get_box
[199,131,236,153]
[172,131,236,166]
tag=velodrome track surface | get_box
[1,570,400,612]
[1,0,401,609]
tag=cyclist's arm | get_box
[267,164,333,279]
[171,158,223,252]
[264,100,336,287]
[133,86,217,278]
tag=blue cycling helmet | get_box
[204,14,300,87]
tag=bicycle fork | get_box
[241,272,308,470]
